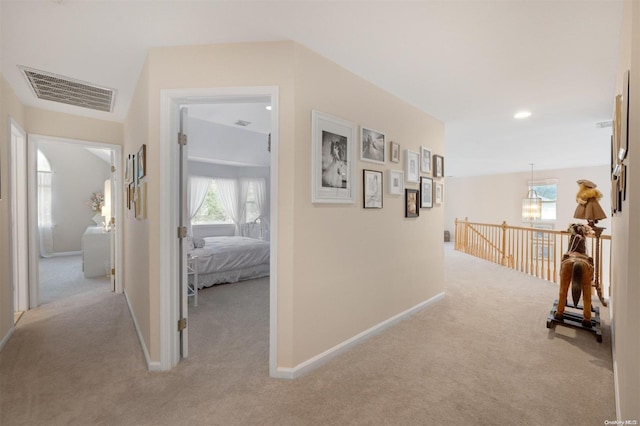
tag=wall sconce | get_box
[522,163,542,222]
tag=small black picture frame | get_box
[405,188,419,218]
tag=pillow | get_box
[193,238,205,248]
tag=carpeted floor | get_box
[39,254,110,306]
[0,244,615,425]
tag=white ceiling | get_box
[189,101,272,135]
[0,0,624,177]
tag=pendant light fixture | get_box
[522,163,542,222]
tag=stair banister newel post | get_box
[501,221,508,266]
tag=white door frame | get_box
[27,134,124,307]
[9,118,29,313]
[159,86,279,375]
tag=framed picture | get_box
[137,144,147,180]
[388,170,404,195]
[420,147,432,174]
[405,189,419,218]
[619,70,630,162]
[433,154,444,178]
[126,182,133,210]
[124,154,132,183]
[363,169,383,209]
[405,149,420,183]
[132,154,137,186]
[435,182,444,205]
[361,127,386,164]
[390,141,400,163]
[420,177,433,208]
[311,110,356,203]
[135,181,147,220]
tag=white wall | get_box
[444,165,611,235]
[188,117,270,167]
[38,140,110,253]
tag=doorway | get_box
[10,119,28,322]
[159,87,279,375]
[27,134,123,308]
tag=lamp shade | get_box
[522,189,542,222]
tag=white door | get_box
[179,106,189,358]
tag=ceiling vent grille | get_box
[235,120,251,127]
[19,66,115,113]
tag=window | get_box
[192,180,233,225]
[530,180,557,221]
[245,182,260,223]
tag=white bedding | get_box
[189,236,270,288]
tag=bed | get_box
[188,236,270,289]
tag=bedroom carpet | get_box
[39,254,110,305]
[0,244,615,425]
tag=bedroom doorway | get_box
[160,87,279,375]
[26,135,123,308]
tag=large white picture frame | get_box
[311,110,356,203]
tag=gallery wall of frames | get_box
[311,110,444,217]
[124,144,147,220]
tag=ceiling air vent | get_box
[19,66,115,113]
[235,120,251,127]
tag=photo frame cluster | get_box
[125,144,147,220]
[611,70,630,215]
[310,110,444,217]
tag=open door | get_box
[178,106,189,358]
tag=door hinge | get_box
[111,268,115,276]
[178,318,187,332]
[178,133,187,146]
[178,226,187,238]
[111,165,116,173]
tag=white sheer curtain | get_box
[37,170,54,257]
[216,178,246,235]
[239,178,268,239]
[188,176,210,235]
[250,178,268,240]
[253,178,268,219]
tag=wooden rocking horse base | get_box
[546,299,602,342]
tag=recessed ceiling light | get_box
[514,111,532,119]
[265,106,272,111]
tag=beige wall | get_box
[0,74,26,345]
[445,165,611,233]
[26,108,122,146]
[123,58,152,358]
[611,0,640,420]
[128,41,445,368]
[291,44,445,364]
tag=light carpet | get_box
[0,244,615,425]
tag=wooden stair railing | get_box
[454,218,611,298]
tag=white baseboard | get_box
[274,291,445,379]
[124,290,157,371]
[0,326,15,352]
[609,306,621,420]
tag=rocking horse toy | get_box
[554,224,606,327]
[547,179,607,341]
